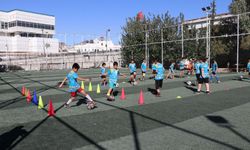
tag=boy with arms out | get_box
[59,63,95,109]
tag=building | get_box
[0,9,59,55]
[184,13,234,29]
[71,37,121,53]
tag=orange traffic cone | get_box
[26,89,32,103]
[138,90,144,105]
[48,100,55,116]
[120,88,126,100]
[22,86,26,96]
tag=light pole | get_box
[202,6,211,66]
[106,29,111,61]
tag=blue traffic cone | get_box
[32,89,38,105]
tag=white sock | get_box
[66,97,74,105]
[86,94,93,102]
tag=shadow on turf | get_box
[0,126,28,150]
[129,112,141,150]
[206,115,250,144]
[147,88,157,95]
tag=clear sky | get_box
[1,0,232,44]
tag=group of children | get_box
[58,58,250,109]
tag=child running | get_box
[141,60,147,81]
[100,63,107,86]
[210,60,220,83]
[150,60,157,79]
[59,63,95,109]
[166,61,175,79]
[128,60,137,85]
[197,58,210,94]
[155,59,165,97]
[107,61,126,101]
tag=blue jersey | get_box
[155,63,165,80]
[247,63,250,72]
[129,63,136,73]
[179,61,185,69]
[194,62,201,74]
[212,63,218,72]
[141,63,147,72]
[67,71,80,92]
[169,63,174,72]
[108,69,120,83]
[152,64,157,71]
[100,66,106,75]
[200,62,209,78]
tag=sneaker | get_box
[196,91,201,94]
[206,91,211,94]
[156,92,161,97]
[64,103,70,108]
[217,81,221,83]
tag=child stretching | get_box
[107,61,126,101]
[59,63,95,109]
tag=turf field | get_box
[0,69,250,150]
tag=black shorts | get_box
[130,72,136,76]
[212,71,216,75]
[155,79,163,89]
[198,77,209,84]
[248,72,250,75]
[152,70,156,74]
[196,74,200,80]
[101,75,106,79]
[180,68,185,71]
[142,71,146,74]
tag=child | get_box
[150,60,157,79]
[141,60,147,81]
[179,58,185,78]
[197,58,210,94]
[247,59,250,78]
[59,63,95,109]
[128,60,137,85]
[100,63,107,86]
[194,59,201,85]
[107,61,126,101]
[155,59,165,97]
[166,61,175,79]
[210,60,220,83]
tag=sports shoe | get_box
[64,103,70,108]
[206,91,211,94]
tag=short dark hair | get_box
[72,63,80,70]
[102,63,106,66]
[113,61,118,66]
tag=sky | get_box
[1,0,232,44]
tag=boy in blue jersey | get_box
[59,63,95,109]
[247,59,250,77]
[210,60,220,83]
[179,59,185,78]
[100,63,107,86]
[166,61,175,79]
[197,58,210,94]
[128,60,137,85]
[155,59,165,97]
[107,61,126,101]
[150,60,157,79]
[141,60,147,81]
[194,59,201,85]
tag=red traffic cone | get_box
[138,90,144,105]
[120,88,126,100]
[22,86,26,96]
[26,90,32,103]
[48,100,55,116]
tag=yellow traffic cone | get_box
[97,84,101,94]
[81,81,85,90]
[88,82,92,92]
[38,96,44,109]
